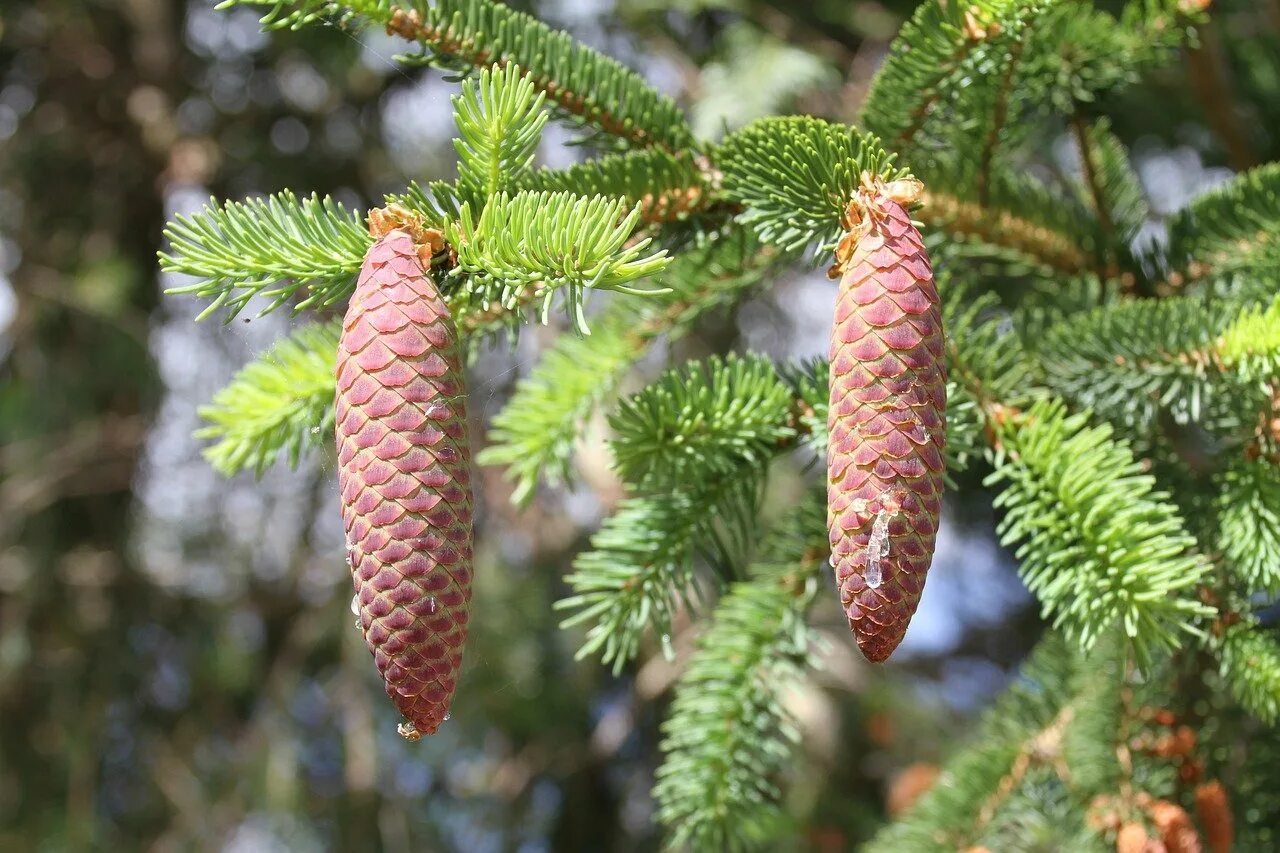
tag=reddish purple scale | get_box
[336,226,473,738]
[828,175,946,662]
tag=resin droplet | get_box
[350,594,360,616]
[865,558,882,589]
[865,510,892,589]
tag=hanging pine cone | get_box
[336,210,473,740]
[1193,781,1233,853]
[827,173,946,662]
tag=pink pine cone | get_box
[828,176,946,663]
[336,227,473,738]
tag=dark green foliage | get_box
[609,354,795,490]
[1217,623,1280,725]
[654,495,825,851]
[716,116,906,252]
[1168,161,1280,273]
[1035,296,1240,433]
[988,400,1212,665]
[1216,456,1280,593]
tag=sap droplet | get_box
[427,595,438,615]
[346,548,357,569]
[661,633,675,660]
[865,509,891,589]
[350,594,360,615]
[443,712,451,722]
[866,557,883,588]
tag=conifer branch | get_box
[1034,293,1272,436]
[196,321,341,475]
[717,116,906,252]
[445,191,671,333]
[1167,162,1280,275]
[654,496,826,851]
[987,400,1214,666]
[452,62,548,197]
[975,9,1037,206]
[160,192,372,320]
[512,149,712,225]
[479,234,777,504]
[1216,623,1280,725]
[871,634,1096,849]
[860,0,999,147]
[222,0,694,150]
[920,187,1090,275]
[557,475,763,673]
[1215,456,1280,594]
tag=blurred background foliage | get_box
[1,0,1277,849]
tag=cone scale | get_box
[336,219,473,739]
[827,175,946,662]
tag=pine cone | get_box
[1117,823,1154,853]
[828,174,946,662]
[1151,800,1202,853]
[1193,781,1233,853]
[336,225,473,739]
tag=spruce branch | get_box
[160,192,371,320]
[1215,456,1280,594]
[222,0,694,150]
[1070,116,1150,289]
[479,233,777,504]
[860,0,1003,147]
[558,354,804,673]
[1034,294,1270,436]
[1217,293,1280,381]
[1217,623,1280,725]
[512,148,712,225]
[1167,162,1280,276]
[654,495,826,852]
[445,191,671,333]
[986,399,1214,666]
[917,159,1096,276]
[557,475,763,674]
[871,634,1089,849]
[609,354,795,491]
[716,116,906,252]
[452,62,548,197]
[196,321,341,476]
[942,282,1040,420]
